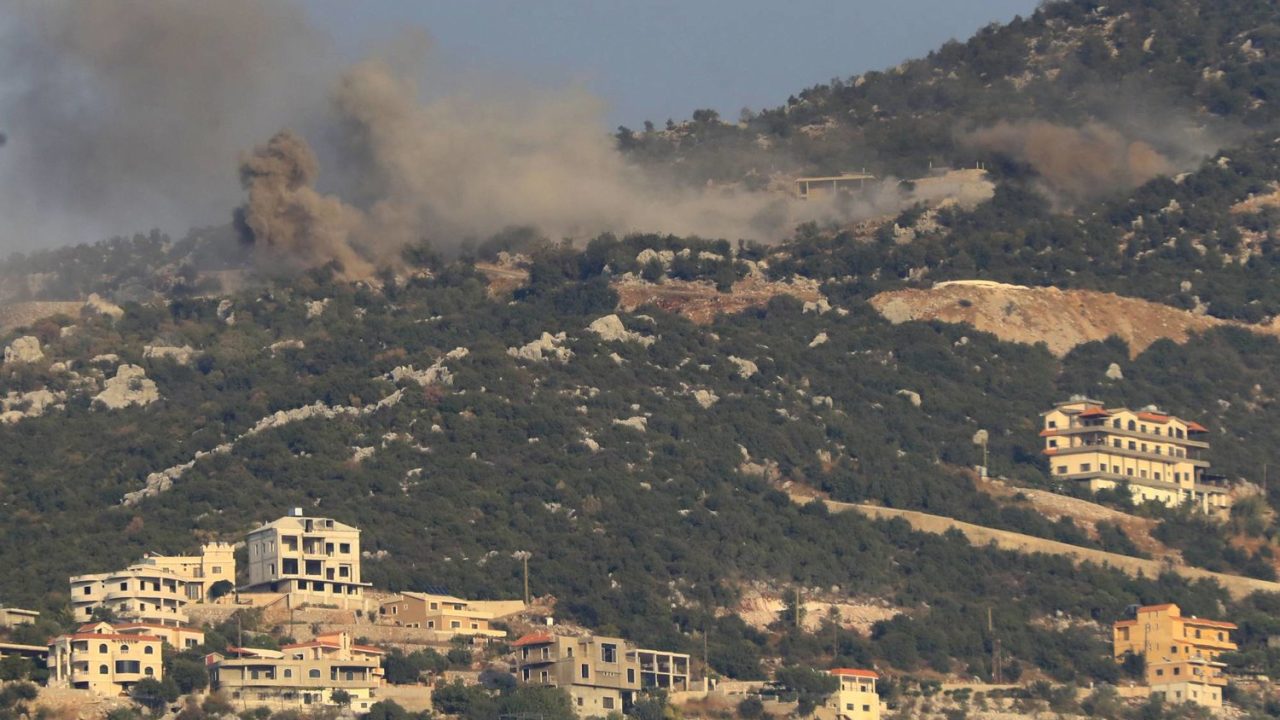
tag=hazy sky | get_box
[307,0,1043,128]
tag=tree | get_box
[774,666,838,717]
[330,689,352,707]
[208,580,234,601]
[737,696,765,719]
[167,656,209,694]
[131,677,178,714]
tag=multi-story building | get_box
[115,623,205,651]
[514,633,690,716]
[47,622,164,696]
[1113,603,1237,709]
[816,669,880,720]
[377,592,513,639]
[69,543,236,626]
[0,607,39,629]
[206,631,384,713]
[1040,398,1230,513]
[241,510,369,609]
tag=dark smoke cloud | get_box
[962,120,1197,205]
[0,0,334,253]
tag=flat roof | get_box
[795,174,876,183]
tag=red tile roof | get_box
[1186,421,1209,433]
[1137,411,1171,424]
[830,668,879,679]
[513,633,554,647]
[1079,408,1111,418]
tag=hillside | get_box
[8,1,1280,717]
[869,280,1280,356]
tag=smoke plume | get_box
[962,120,1183,204]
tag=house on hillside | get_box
[1114,603,1236,709]
[206,631,384,712]
[377,591,517,639]
[47,622,165,696]
[513,632,691,716]
[794,173,875,200]
[69,543,234,627]
[815,668,880,720]
[0,608,38,629]
[240,509,370,610]
[1040,398,1230,514]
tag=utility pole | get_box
[795,587,801,629]
[513,551,532,605]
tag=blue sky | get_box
[307,0,1043,128]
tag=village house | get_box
[815,668,880,720]
[241,510,370,609]
[514,632,690,716]
[0,608,39,629]
[1041,398,1230,514]
[114,622,205,651]
[47,622,164,696]
[1114,603,1236,709]
[377,592,520,639]
[69,543,235,626]
[206,631,384,712]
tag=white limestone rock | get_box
[693,389,719,408]
[94,365,160,409]
[1106,363,1124,380]
[728,356,758,378]
[266,339,305,355]
[508,332,573,363]
[897,389,922,407]
[614,416,648,432]
[389,347,469,387]
[84,293,124,320]
[3,336,43,365]
[143,345,198,365]
[587,314,655,346]
[809,332,829,348]
[217,299,236,325]
[306,298,330,319]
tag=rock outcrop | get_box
[389,348,469,387]
[586,315,654,346]
[508,332,573,363]
[143,345,198,365]
[84,293,124,320]
[3,336,44,365]
[94,365,160,409]
[728,356,759,378]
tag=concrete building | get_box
[70,543,236,626]
[1041,398,1230,514]
[242,510,369,609]
[514,633,690,716]
[47,622,164,696]
[377,592,516,639]
[795,173,875,200]
[0,608,39,629]
[1113,604,1236,709]
[207,631,384,713]
[816,669,880,720]
[115,623,205,651]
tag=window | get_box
[284,670,292,678]
[863,706,871,712]
[1128,420,1136,431]
[144,646,154,655]
[340,544,351,554]
[1080,463,1091,472]
[1141,443,1147,452]
[451,621,461,629]
[99,665,109,675]
[1195,629,1201,639]
[1128,441,1136,450]
[576,698,583,707]
[1056,466,1067,475]
[1049,439,1058,448]
[581,663,590,680]
[601,643,618,663]
[602,697,615,710]
[145,667,154,676]
[1171,646,1177,653]
[212,566,221,573]
[99,644,109,654]
[119,582,128,591]
[522,669,530,681]
[83,587,91,595]
[1173,667,1181,676]
[1156,669,1164,676]
[309,669,321,679]
[1047,421,1057,429]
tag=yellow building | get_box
[115,623,205,651]
[242,510,370,609]
[795,173,875,200]
[377,592,513,638]
[207,631,385,713]
[514,633,690,716]
[47,622,164,696]
[1041,398,1230,514]
[816,669,880,720]
[1113,604,1236,709]
[70,543,236,626]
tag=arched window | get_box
[145,667,154,676]
[144,646,154,655]
[1127,420,1136,431]
[120,645,129,654]
[99,644,109,654]
[309,669,321,679]
[99,665,109,675]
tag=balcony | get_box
[1047,424,1209,449]
[1046,443,1210,468]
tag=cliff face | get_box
[869,280,1280,357]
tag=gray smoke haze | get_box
[0,0,333,254]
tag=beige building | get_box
[1041,398,1230,513]
[816,668,880,720]
[242,510,369,609]
[47,622,164,696]
[0,608,39,629]
[377,592,514,639]
[514,633,690,716]
[207,631,384,713]
[115,623,205,651]
[1114,604,1236,709]
[795,173,875,200]
[70,543,235,626]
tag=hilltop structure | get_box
[1114,604,1236,709]
[206,631,384,712]
[241,510,369,609]
[815,668,880,720]
[1040,398,1231,514]
[794,172,875,200]
[514,633,691,716]
[69,543,235,626]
